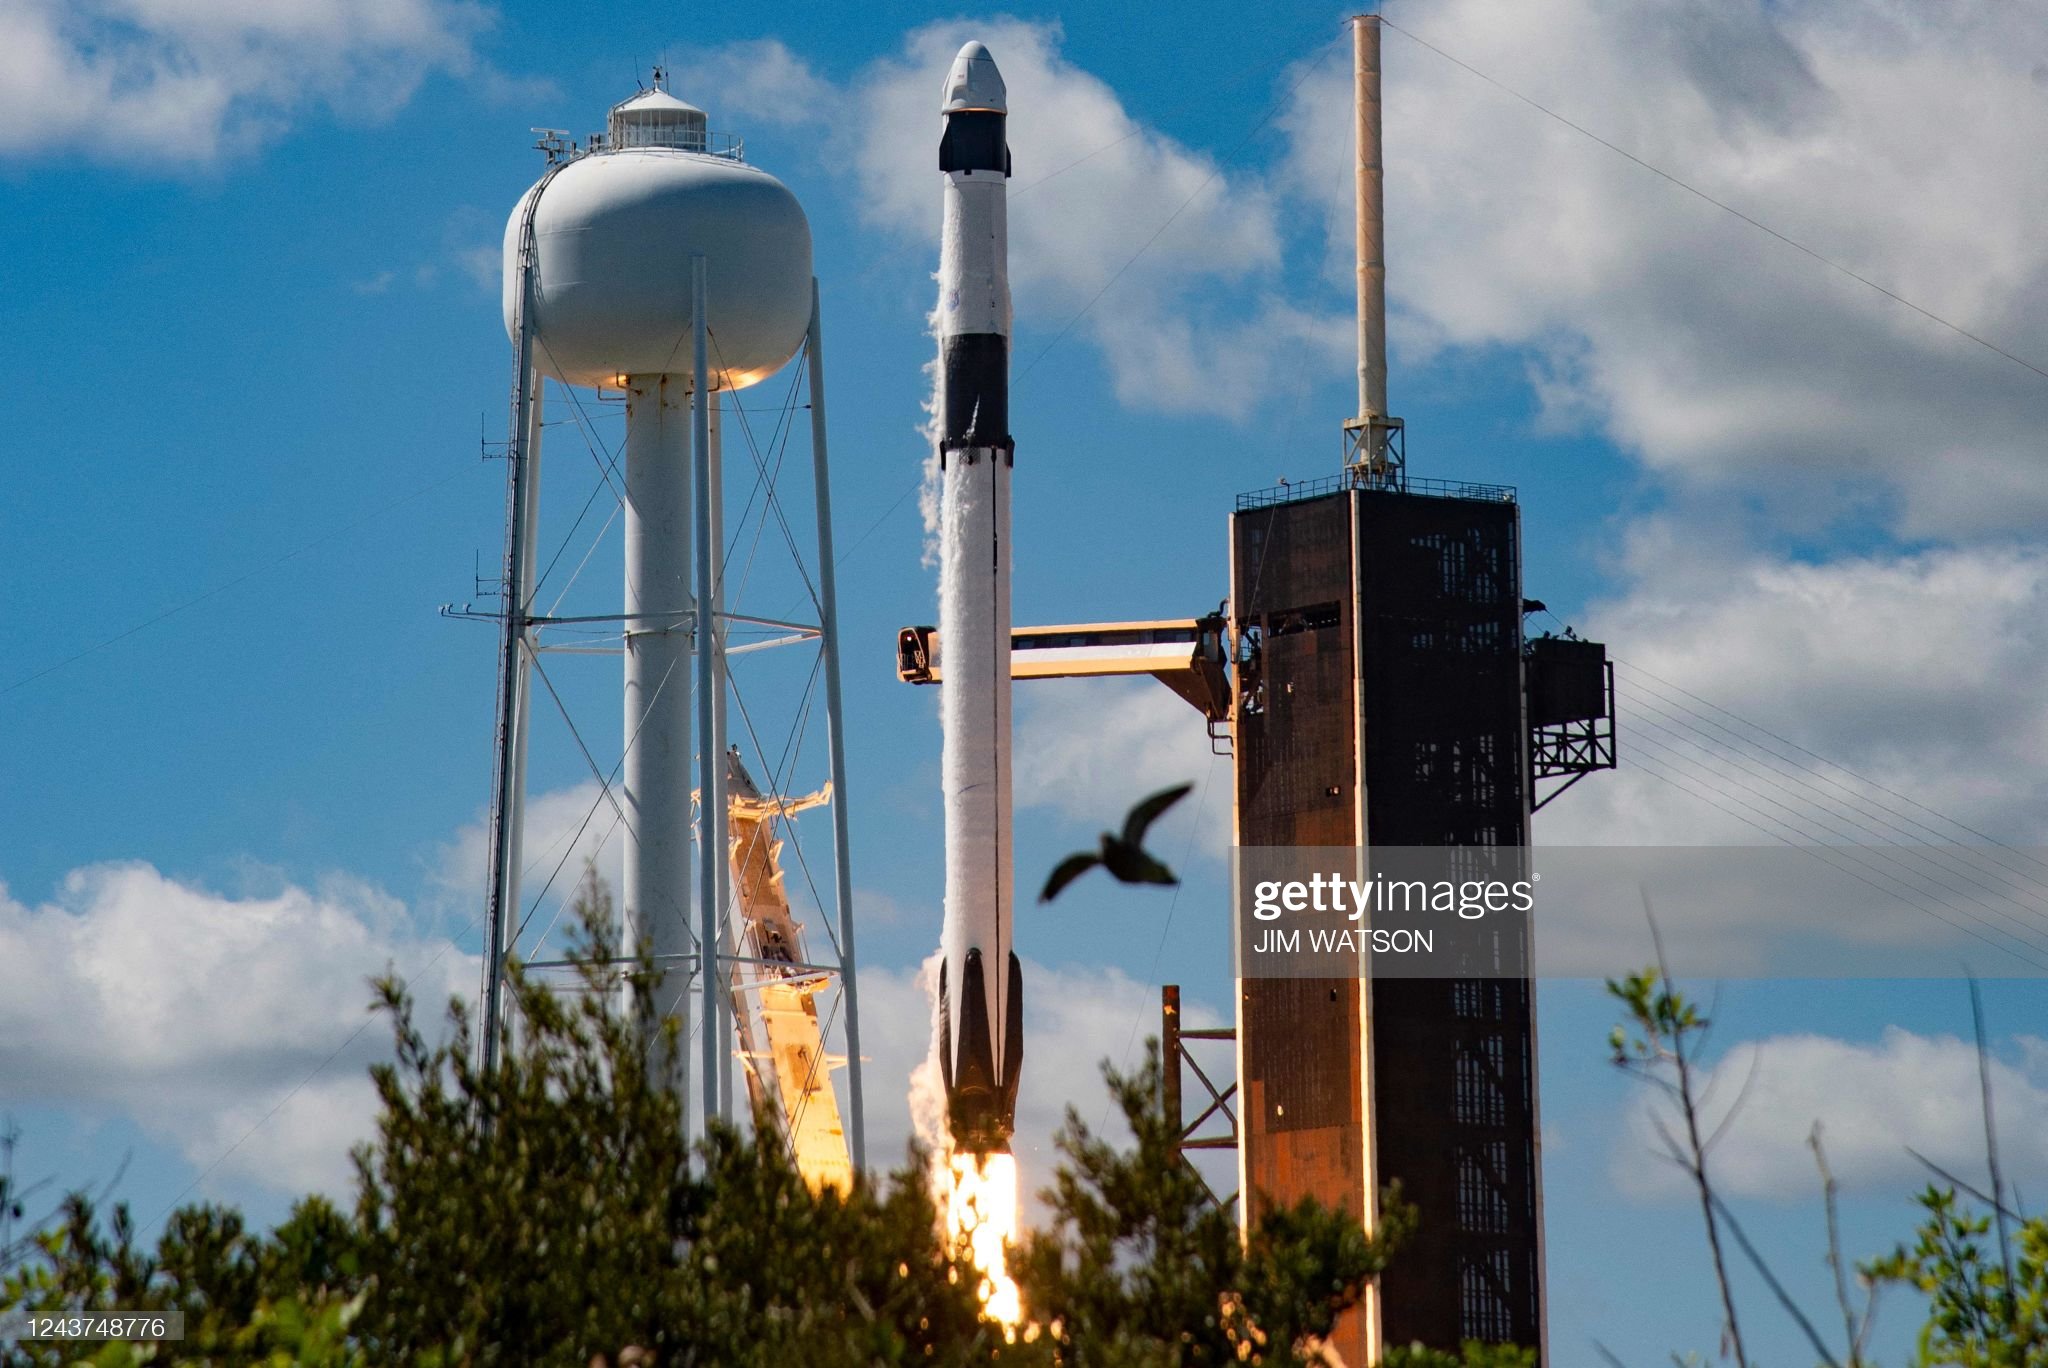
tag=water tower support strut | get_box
[692,254,725,1129]
[480,214,545,1076]
[709,388,735,1122]
[806,278,868,1171]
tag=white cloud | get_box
[1280,0,2048,536]
[1616,1026,2048,1201]
[849,885,921,930]
[0,862,475,1198]
[1539,533,2048,846]
[456,241,501,291]
[682,23,1348,419]
[428,777,642,964]
[673,5,2048,519]
[1014,677,1231,858]
[674,36,837,128]
[0,0,496,166]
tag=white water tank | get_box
[504,91,813,390]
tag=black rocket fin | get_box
[945,948,1010,1153]
[998,950,1024,1125]
[938,957,954,1096]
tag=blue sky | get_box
[8,1,2048,1362]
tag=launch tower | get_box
[1223,18,1613,1363]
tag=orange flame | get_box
[943,1149,1022,1327]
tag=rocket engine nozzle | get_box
[938,949,1024,1154]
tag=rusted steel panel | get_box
[1231,488,1543,1362]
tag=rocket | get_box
[934,40,1020,1156]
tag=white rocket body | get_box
[934,41,1021,1155]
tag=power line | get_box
[1566,639,2048,955]
[146,903,483,1231]
[1621,745,2048,973]
[1014,37,1339,387]
[1622,711,2048,959]
[826,27,1347,573]
[1378,15,2048,387]
[1619,659,2048,878]
[1101,751,1227,1132]
[1010,12,1341,200]
[1618,676,2048,919]
[3,466,469,698]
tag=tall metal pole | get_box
[1353,13,1387,428]
[623,365,694,1131]
[500,380,543,1056]
[481,215,543,1075]
[806,278,868,1170]
[1161,984,1183,1141]
[691,254,722,1130]
[708,391,734,1122]
[507,382,542,930]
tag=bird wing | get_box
[1121,849,1180,886]
[1040,852,1102,903]
[1121,782,1194,847]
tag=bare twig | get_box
[1906,1147,2023,1222]
[1810,1124,1870,1366]
[1647,904,1751,1368]
[1592,1340,1631,1368]
[1969,978,2019,1329]
[1708,1190,1844,1368]
[1699,1043,1764,1156]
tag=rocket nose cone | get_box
[942,39,1006,114]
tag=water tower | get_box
[472,74,868,1166]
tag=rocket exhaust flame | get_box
[944,1149,1023,1329]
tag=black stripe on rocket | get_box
[939,105,1013,465]
[940,335,1009,457]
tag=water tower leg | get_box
[505,380,542,962]
[691,255,724,1131]
[495,380,542,1059]
[481,252,545,1077]
[806,279,867,1171]
[623,370,695,1125]
[708,390,735,1125]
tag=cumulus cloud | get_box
[0,863,475,1198]
[429,777,623,956]
[673,35,836,127]
[677,4,2048,487]
[1014,677,1232,858]
[0,0,498,166]
[1616,1026,2048,1201]
[1539,533,2048,846]
[682,22,1349,419]
[1280,0,2048,536]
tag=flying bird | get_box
[1040,782,1194,903]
